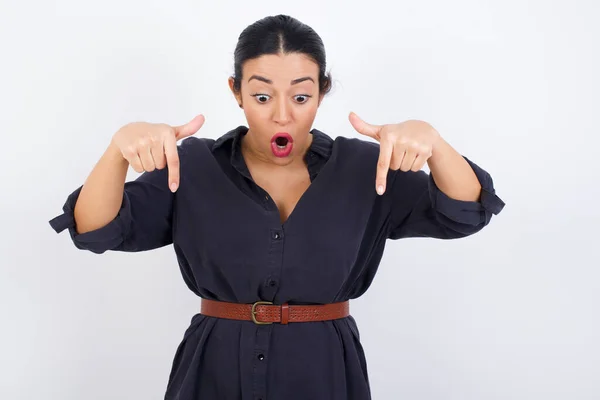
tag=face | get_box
[228,53,325,167]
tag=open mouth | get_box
[271,132,294,157]
[274,136,289,148]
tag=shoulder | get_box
[322,135,382,185]
[332,135,380,163]
[177,136,214,156]
[173,136,218,171]
[178,135,214,150]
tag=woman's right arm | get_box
[73,141,130,234]
[49,115,206,253]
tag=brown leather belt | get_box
[200,298,350,325]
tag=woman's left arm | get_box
[349,112,505,239]
[427,136,482,203]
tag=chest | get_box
[251,169,312,225]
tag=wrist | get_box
[429,135,451,167]
[106,139,128,165]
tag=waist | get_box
[200,298,350,325]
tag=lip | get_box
[271,132,294,143]
[271,132,294,158]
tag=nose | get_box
[273,97,291,125]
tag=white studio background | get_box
[1,1,598,399]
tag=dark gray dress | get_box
[49,126,505,400]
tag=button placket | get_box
[252,330,271,399]
[251,227,285,399]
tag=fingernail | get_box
[377,185,384,195]
[170,183,178,192]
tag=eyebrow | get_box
[247,75,315,85]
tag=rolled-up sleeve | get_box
[387,156,505,240]
[49,158,176,254]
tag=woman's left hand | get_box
[349,112,441,195]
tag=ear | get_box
[228,77,243,108]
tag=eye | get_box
[251,93,271,104]
[250,93,313,104]
[294,94,312,104]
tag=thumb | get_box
[349,112,381,139]
[174,114,206,140]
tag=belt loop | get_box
[281,303,289,325]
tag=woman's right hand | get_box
[111,114,205,192]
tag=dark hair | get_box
[231,15,333,96]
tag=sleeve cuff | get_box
[48,185,132,252]
[429,156,505,226]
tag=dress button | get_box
[257,354,265,361]
[273,232,280,240]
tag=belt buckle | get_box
[251,301,273,325]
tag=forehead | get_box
[243,53,318,83]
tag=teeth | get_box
[277,144,287,149]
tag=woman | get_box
[49,14,505,400]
